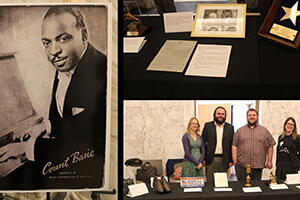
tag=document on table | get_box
[184,188,202,192]
[242,187,262,193]
[124,37,147,53]
[163,12,193,33]
[147,40,197,72]
[185,44,232,77]
[214,172,229,187]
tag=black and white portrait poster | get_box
[0,1,112,191]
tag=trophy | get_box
[258,0,300,48]
[269,172,277,185]
[244,164,252,187]
[124,12,149,36]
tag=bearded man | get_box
[202,106,235,183]
[232,108,276,180]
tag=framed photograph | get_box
[191,4,247,38]
[258,0,300,49]
[0,1,112,191]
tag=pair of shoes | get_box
[153,176,171,194]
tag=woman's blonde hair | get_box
[187,117,200,135]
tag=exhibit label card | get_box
[185,44,232,77]
[127,183,149,197]
[214,188,233,192]
[163,12,194,33]
[184,188,202,192]
[124,37,147,53]
[214,172,229,187]
[147,40,197,72]
[242,187,262,193]
[285,174,300,184]
[269,184,289,190]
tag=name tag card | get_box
[127,183,149,198]
[214,188,233,192]
[285,174,300,184]
[184,187,202,192]
[242,187,262,193]
[269,184,289,190]
[163,12,193,33]
[124,37,147,53]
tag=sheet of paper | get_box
[214,187,233,192]
[124,37,146,53]
[269,184,289,190]
[163,12,193,33]
[242,187,262,193]
[147,40,197,72]
[127,183,149,197]
[185,44,232,77]
[184,188,202,192]
[214,172,229,187]
[285,174,300,184]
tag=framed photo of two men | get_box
[0,1,113,191]
[259,0,300,48]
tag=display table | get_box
[124,181,300,200]
[123,16,300,99]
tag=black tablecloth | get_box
[124,181,300,200]
[123,16,300,99]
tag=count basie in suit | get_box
[0,7,107,189]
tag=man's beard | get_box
[214,116,225,124]
[247,120,258,127]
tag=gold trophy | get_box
[124,12,149,36]
[269,172,277,185]
[244,164,252,187]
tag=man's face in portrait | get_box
[41,13,85,72]
[247,111,258,126]
[214,108,226,124]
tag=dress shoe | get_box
[161,176,171,193]
[153,177,164,193]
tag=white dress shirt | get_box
[215,122,224,155]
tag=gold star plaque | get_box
[280,1,300,26]
[258,0,300,48]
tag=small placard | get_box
[285,174,300,185]
[123,37,147,53]
[127,183,149,198]
[184,187,202,192]
[242,187,262,193]
[214,187,233,192]
[269,184,289,190]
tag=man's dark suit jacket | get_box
[202,121,234,169]
[34,43,107,189]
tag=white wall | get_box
[124,100,195,172]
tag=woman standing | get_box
[181,117,205,177]
[276,117,300,181]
